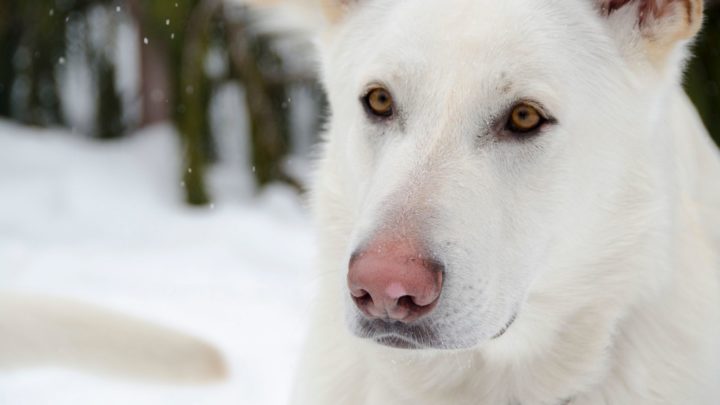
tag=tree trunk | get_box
[226,13,292,189]
[0,2,20,118]
[685,2,720,145]
[176,0,222,206]
[128,0,172,127]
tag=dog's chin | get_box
[351,313,518,351]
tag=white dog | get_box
[243,0,720,403]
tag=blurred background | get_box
[0,1,717,404]
[0,0,326,206]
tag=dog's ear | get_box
[320,0,356,23]
[235,0,358,25]
[595,0,704,68]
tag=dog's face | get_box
[311,0,702,350]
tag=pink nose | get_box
[348,239,443,323]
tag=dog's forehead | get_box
[326,0,608,100]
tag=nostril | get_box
[350,288,369,299]
[396,295,415,311]
[352,290,374,311]
[396,295,437,318]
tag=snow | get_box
[0,121,316,405]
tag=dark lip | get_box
[373,334,422,349]
[492,312,518,339]
[355,318,438,349]
[354,312,519,349]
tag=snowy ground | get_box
[0,121,315,405]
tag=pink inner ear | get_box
[600,0,669,24]
[601,0,634,11]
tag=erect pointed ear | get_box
[597,0,704,67]
[235,0,356,25]
[319,0,355,23]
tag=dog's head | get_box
[247,0,703,350]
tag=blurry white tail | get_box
[0,294,227,384]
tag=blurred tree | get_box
[84,4,127,140]
[127,0,172,127]
[9,0,68,126]
[0,1,20,118]
[0,0,118,128]
[685,0,720,146]
[95,53,126,139]
[225,12,292,189]
[128,0,307,204]
[128,0,216,205]
[176,0,220,205]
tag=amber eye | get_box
[507,103,546,133]
[364,87,394,118]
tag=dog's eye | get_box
[506,103,546,133]
[363,87,394,118]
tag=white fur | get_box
[236,0,720,403]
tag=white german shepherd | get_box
[243,0,720,403]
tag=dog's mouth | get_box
[354,312,519,350]
[373,334,422,349]
[492,312,518,339]
[355,318,439,349]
